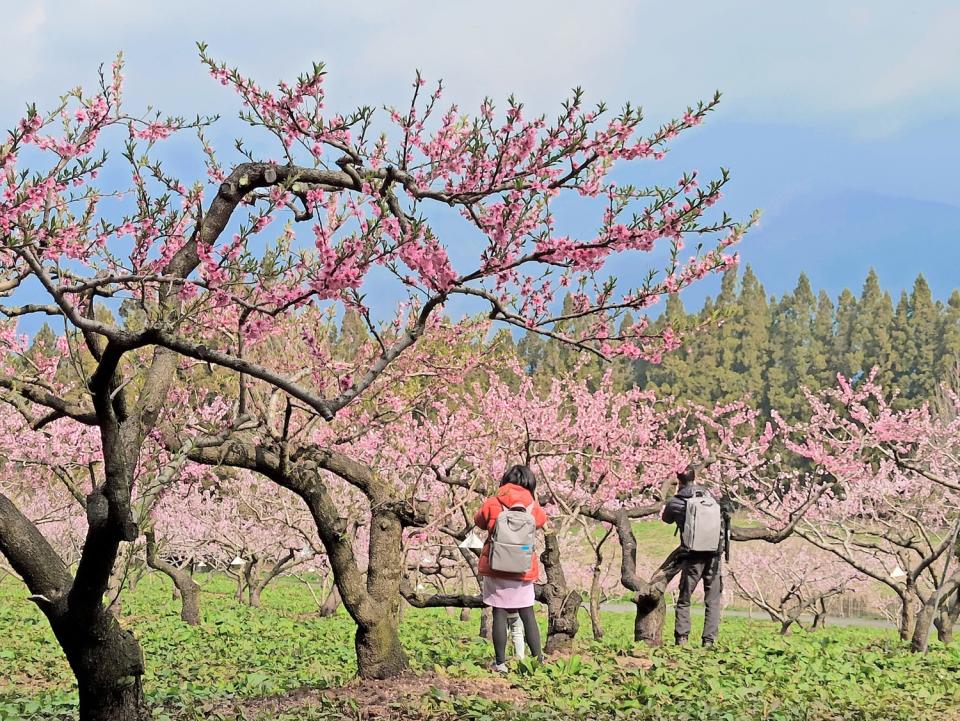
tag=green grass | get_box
[629,520,682,557]
[0,574,958,720]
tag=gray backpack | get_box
[681,491,723,553]
[489,501,537,574]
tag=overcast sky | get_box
[3,0,959,306]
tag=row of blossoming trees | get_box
[0,50,957,721]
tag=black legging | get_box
[492,606,542,664]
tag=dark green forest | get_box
[517,267,960,419]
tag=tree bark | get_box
[589,559,605,640]
[341,506,406,678]
[106,572,124,617]
[633,592,667,645]
[183,434,415,679]
[354,609,406,678]
[240,549,298,608]
[912,576,960,652]
[459,607,472,622]
[145,531,201,625]
[935,607,956,644]
[53,608,149,721]
[243,556,262,607]
[934,589,959,644]
[535,531,580,653]
[479,606,492,640]
[231,568,246,602]
[0,493,150,721]
[401,584,483,609]
[899,590,916,642]
[810,597,829,630]
[912,599,937,652]
[319,584,342,617]
[610,513,684,645]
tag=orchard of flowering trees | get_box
[0,48,958,721]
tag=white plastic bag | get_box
[458,528,485,551]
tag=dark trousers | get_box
[491,606,541,664]
[675,552,723,642]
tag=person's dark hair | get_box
[500,464,537,493]
[676,464,696,486]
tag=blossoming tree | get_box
[782,373,960,651]
[728,545,865,634]
[0,44,748,718]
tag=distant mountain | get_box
[651,118,960,307]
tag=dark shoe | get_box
[675,635,688,646]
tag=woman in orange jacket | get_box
[474,464,547,671]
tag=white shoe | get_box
[490,662,509,674]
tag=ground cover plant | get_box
[1,574,958,721]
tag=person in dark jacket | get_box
[661,464,723,646]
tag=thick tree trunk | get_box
[352,509,409,678]
[178,582,201,625]
[935,608,955,644]
[633,592,667,645]
[145,531,201,625]
[934,588,959,644]
[1,494,150,721]
[779,620,794,635]
[54,608,150,721]
[243,556,262,608]
[899,592,916,642]
[911,577,960,652]
[229,567,247,602]
[912,600,937,652]
[536,532,580,653]
[319,584,342,617]
[355,611,407,679]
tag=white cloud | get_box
[0,0,957,135]
[862,6,960,106]
[0,3,47,91]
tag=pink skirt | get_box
[482,575,536,609]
